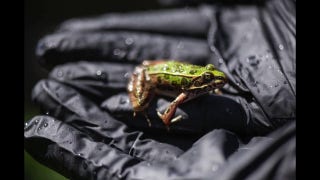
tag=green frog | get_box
[127,60,227,128]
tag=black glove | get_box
[25,0,295,179]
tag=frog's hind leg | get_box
[157,92,188,128]
[128,66,155,127]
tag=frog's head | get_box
[190,64,227,90]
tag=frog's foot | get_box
[214,89,223,95]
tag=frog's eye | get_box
[205,64,215,71]
[202,72,214,81]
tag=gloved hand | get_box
[24,0,296,179]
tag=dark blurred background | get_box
[24,0,164,179]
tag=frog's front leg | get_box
[128,66,155,126]
[157,92,188,127]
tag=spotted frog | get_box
[127,60,227,128]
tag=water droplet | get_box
[24,122,28,127]
[211,164,219,171]
[218,58,223,64]
[236,82,241,86]
[77,153,83,156]
[265,54,269,59]
[278,44,284,50]
[117,174,122,178]
[38,127,42,131]
[45,41,56,49]
[93,170,97,178]
[162,65,170,71]
[125,38,134,45]
[113,48,126,58]
[269,85,273,88]
[83,163,88,169]
[119,97,129,104]
[246,55,260,66]
[124,72,130,78]
[177,41,184,49]
[44,123,48,127]
[252,81,258,87]
[268,65,273,69]
[96,70,108,81]
[45,112,50,115]
[127,82,133,92]
[35,119,39,124]
[57,70,64,77]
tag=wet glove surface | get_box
[25,0,295,179]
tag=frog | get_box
[127,60,227,129]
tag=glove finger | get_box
[57,8,211,38]
[24,116,143,180]
[32,79,184,162]
[125,121,295,179]
[210,121,296,180]
[24,116,233,180]
[36,31,210,69]
[48,61,134,103]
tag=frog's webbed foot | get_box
[214,89,222,95]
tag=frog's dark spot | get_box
[164,74,170,79]
[172,81,177,86]
[189,70,197,74]
[181,78,189,86]
[194,81,201,87]
[157,76,162,83]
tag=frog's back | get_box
[147,61,204,76]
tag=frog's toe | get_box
[170,115,182,124]
[157,111,163,118]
